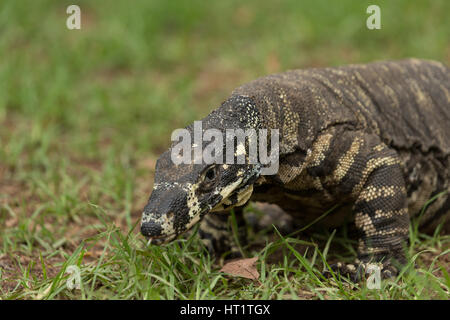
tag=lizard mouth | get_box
[145,233,177,246]
[142,206,209,246]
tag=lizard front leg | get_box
[198,206,247,258]
[350,148,410,280]
[317,131,410,281]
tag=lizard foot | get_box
[323,260,398,283]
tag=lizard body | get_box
[141,59,449,279]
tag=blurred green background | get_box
[1,0,448,161]
[0,0,449,298]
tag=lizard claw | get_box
[323,262,362,283]
[323,261,398,283]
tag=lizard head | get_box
[140,96,265,244]
[140,152,261,244]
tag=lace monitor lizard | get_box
[141,59,450,280]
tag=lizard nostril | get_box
[141,221,162,237]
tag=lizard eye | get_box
[205,167,216,181]
[199,166,219,192]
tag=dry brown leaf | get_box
[219,257,259,280]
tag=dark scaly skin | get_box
[141,59,450,281]
[199,207,248,258]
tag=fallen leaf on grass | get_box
[219,257,259,280]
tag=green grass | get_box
[0,0,449,299]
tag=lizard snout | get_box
[140,185,189,243]
[141,220,163,238]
